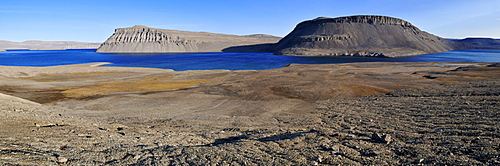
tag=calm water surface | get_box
[0,49,499,71]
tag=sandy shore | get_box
[0,62,498,165]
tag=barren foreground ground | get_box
[0,62,498,165]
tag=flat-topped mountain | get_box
[96,25,281,53]
[272,15,469,57]
[0,40,100,51]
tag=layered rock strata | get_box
[272,15,468,57]
[96,25,280,53]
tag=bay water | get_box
[0,49,499,71]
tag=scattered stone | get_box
[57,157,68,163]
[331,145,340,152]
[434,128,443,132]
[59,144,68,150]
[317,155,323,163]
[371,133,392,144]
[222,127,240,132]
[423,75,438,79]
[373,150,385,155]
[333,151,345,155]
[415,158,425,164]
[35,122,60,127]
[77,134,92,138]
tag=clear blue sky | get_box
[1,0,499,42]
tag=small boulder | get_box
[371,132,392,144]
[58,157,68,163]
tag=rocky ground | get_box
[0,62,498,165]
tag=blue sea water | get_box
[0,49,499,71]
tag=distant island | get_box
[0,40,100,51]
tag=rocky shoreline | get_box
[0,62,498,165]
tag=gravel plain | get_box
[0,62,498,165]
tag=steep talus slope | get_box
[96,25,280,53]
[272,15,469,57]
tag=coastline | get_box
[0,61,492,76]
[1,49,499,72]
[0,61,496,79]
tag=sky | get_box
[1,0,499,42]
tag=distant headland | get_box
[451,38,500,49]
[0,40,100,51]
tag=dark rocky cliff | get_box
[272,15,468,57]
[96,25,280,53]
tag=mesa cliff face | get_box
[272,15,468,57]
[96,25,280,53]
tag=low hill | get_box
[455,38,500,49]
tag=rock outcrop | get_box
[96,25,280,53]
[0,40,101,50]
[272,15,468,57]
